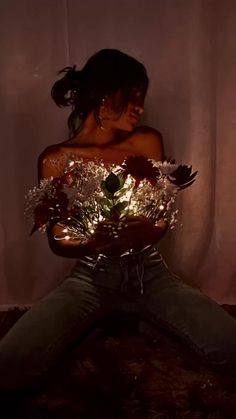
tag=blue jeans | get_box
[1,244,236,390]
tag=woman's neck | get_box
[72,113,128,148]
[73,113,114,146]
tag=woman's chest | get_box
[63,140,139,165]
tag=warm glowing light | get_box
[26,155,184,243]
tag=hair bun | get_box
[51,65,81,107]
[58,65,78,81]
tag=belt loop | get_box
[136,254,145,295]
[92,254,102,270]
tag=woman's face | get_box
[99,87,145,132]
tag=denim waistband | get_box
[79,243,160,264]
[77,243,162,295]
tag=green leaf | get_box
[104,172,120,193]
[97,197,113,208]
[115,186,131,198]
[101,208,111,219]
[115,201,129,212]
[101,180,107,192]
[104,189,115,199]
[112,201,129,215]
[117,173,126,188]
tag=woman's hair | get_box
[51,49,149,137]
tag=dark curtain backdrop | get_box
[0,0,235,305]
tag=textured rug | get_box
[1,305,236,419]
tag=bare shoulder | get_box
[131,125,164,161]
[37,144,67,182]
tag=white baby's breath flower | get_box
[26,155,190,241]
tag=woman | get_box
[1,49,236,392]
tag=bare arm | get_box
[46,222,95,258]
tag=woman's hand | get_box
[87,215,168,255]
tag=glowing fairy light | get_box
[25,154,197,243]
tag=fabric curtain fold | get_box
[0,0,235,304]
